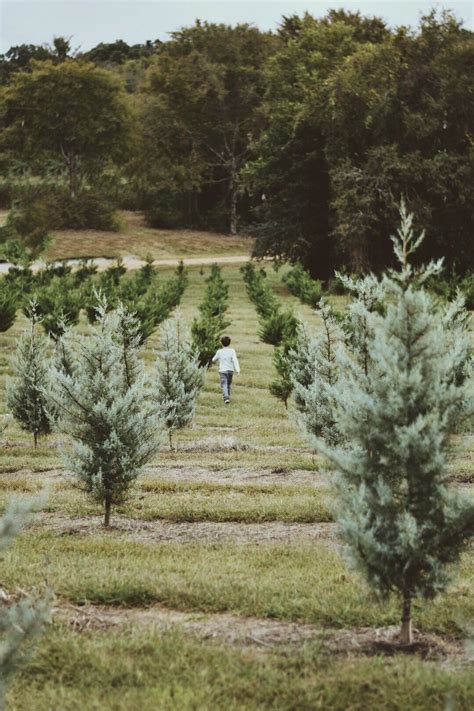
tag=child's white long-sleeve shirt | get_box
[212,347,240,373]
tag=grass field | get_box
[0,227,472,710]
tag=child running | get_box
[212,336,240,404]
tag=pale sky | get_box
[1,0,472,54]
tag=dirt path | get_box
[32,513,339,545]
[54,601,467,664]
[0,254,252,274]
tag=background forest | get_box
[0,8,473,279]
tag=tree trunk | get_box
[33,432,38,449]
[65,152,78,198]
[169,431,173,451]
[229,159,238,235]
[400,596,412,644]
[230,185,238,236]
[104,494,112,528]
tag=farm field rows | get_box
[0,261,473,710]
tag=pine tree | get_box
[154,312,204,449]
[0,282,17,332]
[292,299,342,446]
[0,498,49,705]
[7,302,52,448]
[314,208,474,644]
[335,272,385,376]
[49,300,160,527]
[269,342,293,409]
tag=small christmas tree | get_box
[7,302,52,448]
[269,342,294,409]
[154,312,204,449]
[292,299,342,446]
[0,498,50,705]
[335,272,385,376]
[315,206,474,644]
[49,301,160,526]
[0,282,17,332]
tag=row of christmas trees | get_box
[0,266,233,701]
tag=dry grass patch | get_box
[44,211,252,261]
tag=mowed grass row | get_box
[0,257,472,709]
[0,263,471,476]
[8,626,474,711]
[3,535,473,635]
[0,478,334,523]
[0,264,313,451]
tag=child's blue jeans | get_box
[219,371,233,401]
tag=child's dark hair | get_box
[220,335,231,347]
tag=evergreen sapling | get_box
[7,302,52,447]
[49,299,160,526]
[314,208,474,644]
[292,298,342,446]
[154,312,204,449]
[0,498,50,705]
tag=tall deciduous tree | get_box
[1,60,132,196]
[140,22,276,233]
[314,211,474,644]
[247,10,474,277]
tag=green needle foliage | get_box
[314,208,474,644]
[258,309,298,346]
[283,264,324,308]
[269,342,294,409]
[0,498,50,706]
[292,299,342,446]
[336,272,385,376]
[192,265,230,366]
[32,277,82,340]
[0,282,17,332]
[49,300,160,527]
[7,302,52,448]
[154,312,205,449]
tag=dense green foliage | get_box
[310,211,474,642]
[7,305,52,446]
[0,499,49,705]
[0,11,471,277]
[154,313,204,448]
[49,301,160,526]
[192,265,231,366]
[241,263,298,347]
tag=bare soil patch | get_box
[54,602,468,665]
[31,513,339,545]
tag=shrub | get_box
[283,264,324,307]
[0,282,18,332]
[144,190,187,229]
[59,190,119,231]
[32,278,83,340]
[259,309,298,346]
[5,190,53,258]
